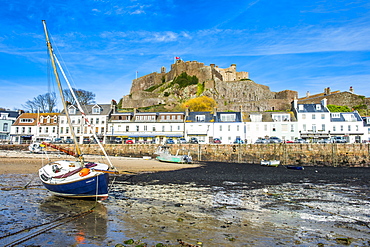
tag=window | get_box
[356,125,359,131]
[28,127,31,133]
[340,125,344,131]
[303,124,306,131]
[220,114,236,122]
[96,118,99,124]
[281,124,288,131]
[195,115,205,122]
[101,127,104,133]
[220,125,222,131]
[178,125,180,131]
[20,118,34,123]
[331,113,340,118]
[162,126,165,132]
[60,127,63,134]
[22,127,25,133]
[312,124,316,132]
[45,127,49,133]
[321,114,325,119]
[228,125,230,131]
[312,114,316,120]
[92,107,100,114]
[69,108,76,114]
[322,124,325,131]
[290,124,294,132]
[144,125,147,131]
[136,126,139,131]
[348,125,351,131]
[66,127,69,134]
[333,126,336,131]
[39,127,42,133]
[237,125,239,131]
[3,123,8,132]
[77,127,80,134]
[126,126,129,132]
[16,127,19,133]
[302,114,306,120]
[153,126,156,131]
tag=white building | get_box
[10,112,59,144]
[59,104,113,144]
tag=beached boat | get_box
[286,165,304,170]
[260,160,280,167]
[38,20,118,200]
[155,146,192,164]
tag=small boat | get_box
[155,145,192,164]
[286,165,304,170]
[38,20,118,200]
[29,142,44,153]
[260,160,280,167]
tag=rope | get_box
[2,209,94,247]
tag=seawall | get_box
[1,143,369,167]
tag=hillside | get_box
[120,60,297,112]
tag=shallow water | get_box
[0,173,369,246]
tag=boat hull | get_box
[39,160,110,200]
[261,160,280,167]
[41,173,109,199]
[156,155,190,163]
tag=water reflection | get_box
[38,196,108,245]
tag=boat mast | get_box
[42,20,84,164]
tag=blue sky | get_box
[1,0,370,110]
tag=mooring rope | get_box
[1,209,94,247]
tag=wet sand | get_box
[0,150,199,175]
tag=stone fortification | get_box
[298,87,370,109]
[121,60,297,111]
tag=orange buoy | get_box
[79,168,90,177]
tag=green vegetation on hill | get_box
[327,104,351,112]
[170,72,198,88]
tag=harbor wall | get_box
[1,143,370,166]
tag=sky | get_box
[1,0,370,111]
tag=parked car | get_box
[331,136,348,143]
[64,138,74,144]
[269,137,282,143]
[213,138,222,144]
[318,138,331,144]
[165,138,175,144]
[189,137,198,144]
[255,138,269,144]
[233,138,244,144]
[294,139,308,144]
[177,138,187,144]
[285,140,294,143]
[125,139,134,144]
[115,137,122,144]
[83,138,91,144]
[53,138,63,144]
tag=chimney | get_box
[293,98,298,109]
[306,91,310,98]
[321,98,327,108]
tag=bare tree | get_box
[63,88,96,105]
[22,92,58,113]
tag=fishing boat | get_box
[38,20,118,200]
[155,145,192,164]
[260,160,280,167]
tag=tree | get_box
[22,92,58,113]
[327,104,351,112]
[182,96,217,112]
[63,88,96,105]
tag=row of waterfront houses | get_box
[2,99,370,145]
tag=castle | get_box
[121,60,297,112]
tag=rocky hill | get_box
[120,60,298,112]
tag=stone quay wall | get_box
[1,143,370,167]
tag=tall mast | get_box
[42,20,84,164]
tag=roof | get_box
[330,112,363,122]
[186,111,214,122]
[296,104,329,113]
[61,104,112,116]
[12,112,59,126]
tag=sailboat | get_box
[38,20,118,200]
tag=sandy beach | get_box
[0,150,200,175]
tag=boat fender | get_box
[79,168,90,177]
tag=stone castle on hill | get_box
[121,60,297,112]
